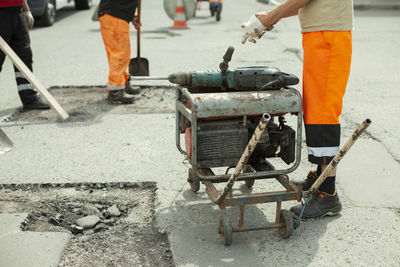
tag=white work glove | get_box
[24,11,34,29]
[241,15,271,44]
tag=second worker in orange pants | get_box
[98,0,142,104]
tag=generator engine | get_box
[183,116,295,168]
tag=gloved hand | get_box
[24,11,34,29]
[241,15,273,44]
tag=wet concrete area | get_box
[2,86,176,124]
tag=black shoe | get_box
[124,80,141,95]
[290,191,342,219]
[293,170,318,191]
[107,90,134,104]
[216,7,221,22]
[22,95,50,110]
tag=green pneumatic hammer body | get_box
[131,46,300,91]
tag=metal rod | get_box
[130,76,169,81]
[224,190,298,206]
[306,119,372,197]
[232,223,284,232]
[275,201,281,223]
[200,174,284,183]
[239,205,245,228]
[216,113,271,204]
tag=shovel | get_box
[129,0,149,76]
[0,128,13,155]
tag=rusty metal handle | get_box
[306,119,372,197]
[216,113,271,204]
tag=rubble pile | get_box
[21,196,135,236]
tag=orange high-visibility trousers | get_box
[99,14,131,91]
[302,31,352,164]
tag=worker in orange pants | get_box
[243,0,353,219]
[98,0,142,104]
[209,0,222,21]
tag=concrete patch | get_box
[0,213,28,236]
[170,224,264,267]
[0,231,71,267]
[0,213,70,267]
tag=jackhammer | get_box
[131,46,299,91]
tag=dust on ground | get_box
[0,183,174,266]
[2,86,176,124]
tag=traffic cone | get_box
[172,0,189,29]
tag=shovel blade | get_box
[129,57,149,76]
[0,128,13,155]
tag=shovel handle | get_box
[137,0,142,58]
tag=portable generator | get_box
[173,47,303,244]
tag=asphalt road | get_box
[1,0,399,163]
[0,0,399,266]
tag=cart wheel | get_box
[278,209,294,239]
[187,168,200,192]
[218,215,233,246]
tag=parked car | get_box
[28,0,93,26]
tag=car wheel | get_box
[38,0,56,26]
[75,0,92,10]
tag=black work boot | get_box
[107,90,134,104]
[294,170,318,191]
[124,79,141,95]
[216,6,221,22]
[290,191,342,219]
[20,90,50,110]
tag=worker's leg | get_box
[0,7,49,109]
[99,14,133,104]
[291,31,352,219]
[303,31,352,168]
[215,2,222,22]
[209,0,215,17]
[0,9,14,72]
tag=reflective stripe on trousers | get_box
[15,71,33,91]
